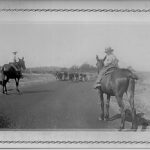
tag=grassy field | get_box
[6,73,56,88]
[3,72,96,89]
[111,71,150,120]
[134,72,150,119]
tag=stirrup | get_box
[94,83,101,89]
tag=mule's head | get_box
[18,57,26,70]
[96,55,104,74]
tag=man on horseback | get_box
[94,47,119,89]
[1,56,26,94]
[9,52,23,78]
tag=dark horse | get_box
[1,57,26,94]
[96,55,138,130]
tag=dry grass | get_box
[117,71,150,120]
[134,72,150,119]
[5,73,56,88]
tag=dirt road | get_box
[0,80,131,129]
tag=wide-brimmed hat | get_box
[105,47,114,53]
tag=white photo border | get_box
[0,0,150,149]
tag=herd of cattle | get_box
[55,71,88,82]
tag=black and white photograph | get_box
[0,22,150,131]
[1,0,150,149]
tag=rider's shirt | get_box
[104,54,118,67]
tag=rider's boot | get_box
[94,82,101,89]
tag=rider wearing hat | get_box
[94,47,119,89]
[10,53,24,78]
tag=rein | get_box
[14,60,24,70]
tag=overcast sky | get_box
[0,23,150,71]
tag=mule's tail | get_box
[127,77,135,104]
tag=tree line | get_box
[25,63,97,74]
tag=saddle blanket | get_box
[3,63,20,72]
[104,66,117,76]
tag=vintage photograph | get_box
[0,22,150,131]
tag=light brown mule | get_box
[96,55,138,130]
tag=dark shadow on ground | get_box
[0,113,15,128]
[0,89,53,95]
[108,109,150,131]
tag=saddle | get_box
[3,63,22,76]
[104,67,117,75]
[9,62,20,72]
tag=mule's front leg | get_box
[2,81,5,94]
[2,82,5,94]
[15,78,20,93]
[4,83,7,94]
[105,95,110,120]
[98,89,104,121]
[2,80,7,94]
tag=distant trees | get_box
[79,63,93,72]
[24,63,97,74]
[25,66,61,74]
[69,65,79,72]
[69,63,96,72]
[60,67,68,72]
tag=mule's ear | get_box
[96,55,99,60]
[22,57,24,60]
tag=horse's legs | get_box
[2,80,5,94]
[15,78,20,93]
[105,95,110,120]
[116,95,125,130]
[2,75,6,94]
[98,89,104,120]
[3,78,8,94]
[5,80,7,94]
